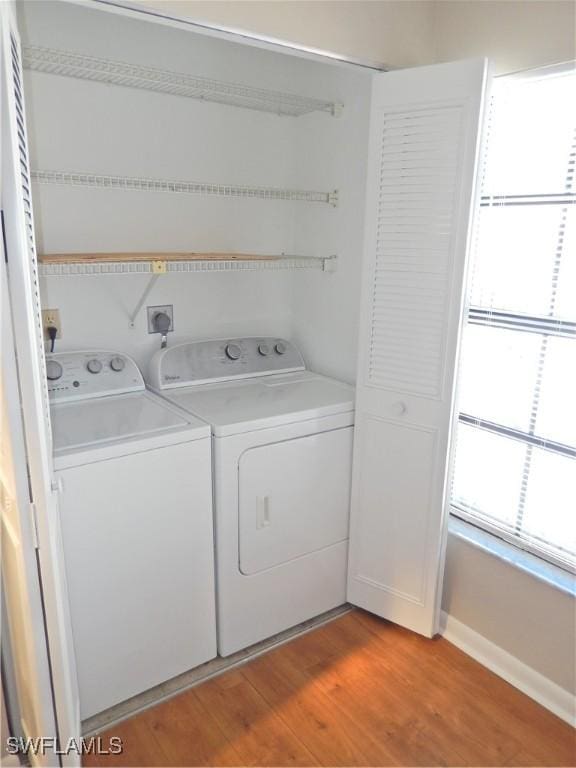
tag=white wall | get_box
[443,535,575,693]
[129,0,576,74]
[434,1,576,75]
[125,0,436,68]
[22,1,369,371]
[289,65,371,383]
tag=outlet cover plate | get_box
[42,308,62,339]
[147,305,174,334]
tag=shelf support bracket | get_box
[128,273,161,328]
[322,255,338,273]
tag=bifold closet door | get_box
[1,3,81,761]
[347,58,490,637]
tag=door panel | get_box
[348,59,490,636]
[239,428,352,575]
[1,5,81,759]
[349,417,438,610]
[1,258,58,766]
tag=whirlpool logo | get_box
[164,374,181,381]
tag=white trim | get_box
[440,611,576,726]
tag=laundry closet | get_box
[2,0,488,743]
[22,0,371,382]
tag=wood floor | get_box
[84,610,575,767]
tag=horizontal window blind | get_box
[451,67,576,572]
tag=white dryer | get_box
[47,350,217,719]
[147,337,354,656]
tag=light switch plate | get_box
[147,304,174,334]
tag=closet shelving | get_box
[28,42,340,279]
[38,254,337,277]
[22,45,343,118]
[31,170,339,207]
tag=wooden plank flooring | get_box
[84,610,575,767]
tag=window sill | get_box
[448,515,576,597]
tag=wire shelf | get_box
[23,45,343,118]
[38,256,335,277]
[31,170,338,207]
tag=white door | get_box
[239,428,352,574]
[0,2,81,763]
[1,254,59,766]
[347,59,490,636]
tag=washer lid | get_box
[50,390,209,454]
[160,371,355,436]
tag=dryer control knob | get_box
[258,343,270,356]
[46,360,63,381]
[225,343,241,360]
[275,341,287,355]
[86,358,102,374]
[110,356,125,372]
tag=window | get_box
[451,66,576,572]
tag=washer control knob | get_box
[46,360,63,381]
[86,358,102,374]
[275,341,287,355]
[110,356,125,372]
[258,343,270,356]
[225,343,241,361]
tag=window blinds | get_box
[451,67,576,571]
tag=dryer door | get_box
[239,427,352,575]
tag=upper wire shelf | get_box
[31,170,338,207]
[22,45,343,118]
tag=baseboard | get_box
[440,611,575,727]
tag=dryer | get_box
[147,337,354,656]
[47,350,217,718]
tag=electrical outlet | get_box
[42,308,62,340]
[147,305,174,334]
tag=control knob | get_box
[275,341,287,355]
[86,358,102,374]
[258,343,270,356]
[46,360,63,381]
[110,356,125,372]
[225,343,241,361]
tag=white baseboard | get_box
[440,611,576,727]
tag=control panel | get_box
[46,351,144,403]
[147,337,306,389]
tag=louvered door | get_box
[1,4,81,761]
[347,59,489,636]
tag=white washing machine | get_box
[147,337,354,656]
[47,350,217,719]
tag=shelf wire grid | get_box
[31,169,338,206]
[23,45,341,117]
[38,256,332,277]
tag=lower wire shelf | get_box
[38,255,336,276]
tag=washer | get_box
[147,337,354,656]
[47,350,217,719]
